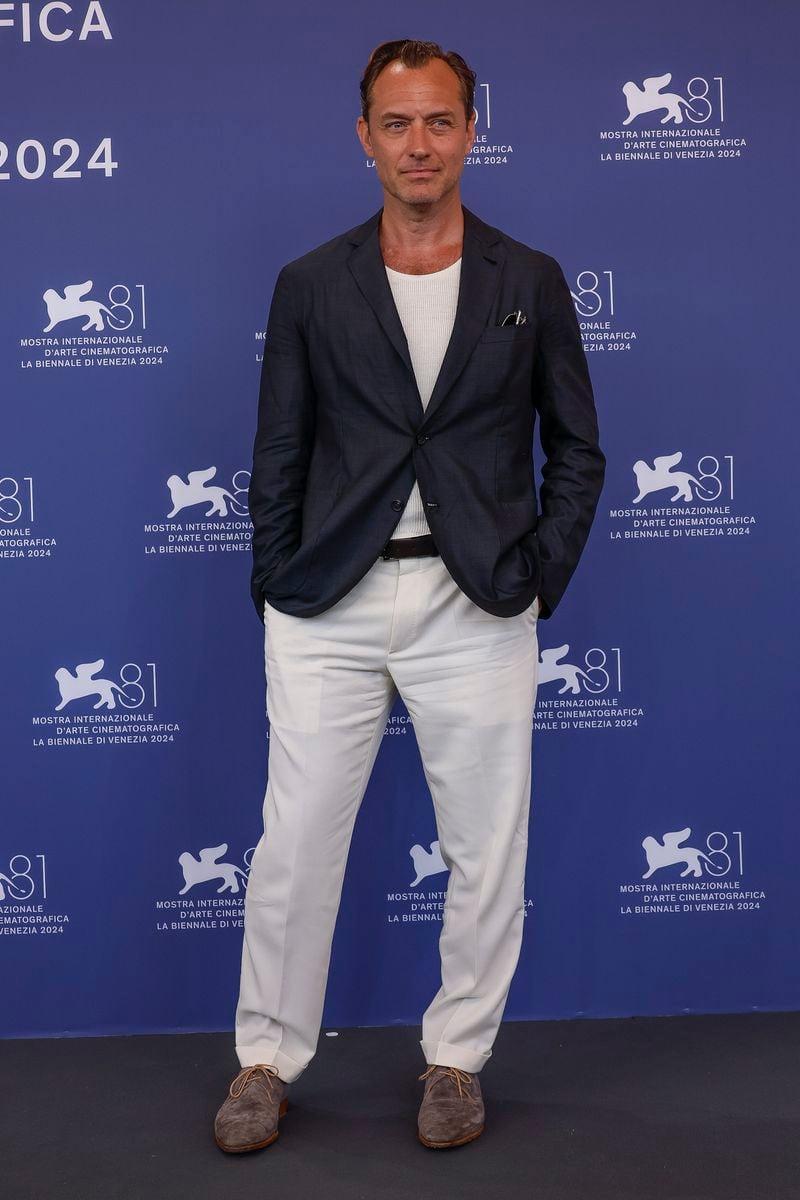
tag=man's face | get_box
[356,58,475,210]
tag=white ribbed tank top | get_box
[384,257,462,539]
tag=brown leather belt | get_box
[380,533,439,560]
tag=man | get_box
[214,39,604,1153]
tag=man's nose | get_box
[407,121,433,156]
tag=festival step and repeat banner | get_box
[2,1,798,1038]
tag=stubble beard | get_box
[382,166,456,211]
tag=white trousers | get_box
[235,554,540,1082]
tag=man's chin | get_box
[393,179,451,208]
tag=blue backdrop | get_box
[2,0,798,1039]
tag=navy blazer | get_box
[248,204,605,621]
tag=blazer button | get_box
[390,498,404,511]
[416,433,431,445]
[425,501,439,510]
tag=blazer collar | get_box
[346,203,506,426]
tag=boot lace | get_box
[418,1064,473,1099]
[229,1063,280,1099]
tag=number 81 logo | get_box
[0,854,47,901]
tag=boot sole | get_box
[215,1097,289,1153]
[418,1123,484,1149]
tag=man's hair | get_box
[359,39,476,125]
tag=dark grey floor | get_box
[2,1012,799,1200]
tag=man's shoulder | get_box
[277,210,379,284]
[465,206,563,277]
[496,230,564,277]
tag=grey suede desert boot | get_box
[417,1064,485,1148]
[214,1064,289,1153]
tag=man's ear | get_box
[464,112,476,155]
[356,115,372,156]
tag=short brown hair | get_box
[359,39,476,125]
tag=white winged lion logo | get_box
[622,73,704,126]
[178,845,250,895]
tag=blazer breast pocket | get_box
[477,325,535,345]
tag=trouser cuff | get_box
[419,1039,492,1074]
[235,1044,305,1083]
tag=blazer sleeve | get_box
[248,266,316,622]
[533,256,606,618]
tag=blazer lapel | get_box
[345,203,506,427]
[346,208,416,386]
[424,206,506,425]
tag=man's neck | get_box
[379,193,464,275]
